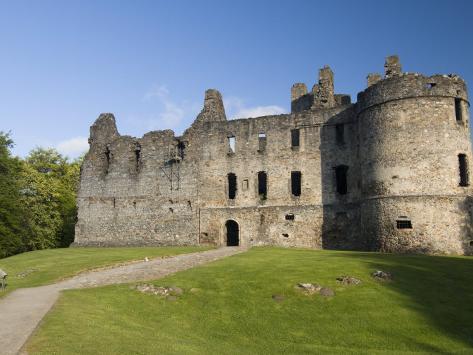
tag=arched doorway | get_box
[225,220,239,246]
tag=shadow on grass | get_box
[354,252,473,350]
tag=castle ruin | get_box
[74,56,473,255]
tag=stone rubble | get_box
[336,275,362,285]
[371,270,393,281]
[16,268,38,278]
[135,284,184,298]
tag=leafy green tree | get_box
[0,138,82,258]
[22,148,81,249]
[0,132,27,258]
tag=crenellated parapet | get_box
[359,55,469,113]
[291,65,351,113]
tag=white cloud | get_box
[233,105,286,118]
[56,137,89,157]
[142,85,187,130]
[224,96,286,119]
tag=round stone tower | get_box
[357,55,473,254]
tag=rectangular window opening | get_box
[291,171,302,196]
[459,153,469,187]
[335,165,348,195]
[396,220,412,229]
[258,171,267,199]
[425,83,436,89]
[242,179,249,191]
[335,124,345,145]
[455,98,463,122]
[228,136,236,153]
[228,173,237,199]
[258,132,266,152]
[285,213,295,221]
[291,129,300,147]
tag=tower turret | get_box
[357,55,472,254]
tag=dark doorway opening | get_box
[226,220,239,246]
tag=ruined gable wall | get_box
[75,117,200,246]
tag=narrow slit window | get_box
[291,171,302,196]
[258,171,267,199]
[335,124,345,145]
[228,136,236,153]
[177,141,185,159]
[459,154,469,187]
[334,165,348,195]
[134,144,141,172]
[105,146,111,174]
[228,173,237,199]
[455,98,463,122]
[291,129,300,147]
[396,220,412,229]
[258,132,266,152]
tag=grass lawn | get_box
[0,246,210,296]
[26,247,473,354]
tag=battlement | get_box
[291,65,352,113]
[359,55,469,112]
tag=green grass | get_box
[0,246,210,296]
[26,248,473,354]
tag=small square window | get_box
[242,179,249,190]
[285,214,295,221]
[396,220,412,229]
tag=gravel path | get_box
[0,247,245,355]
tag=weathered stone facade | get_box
[74,56,473,255]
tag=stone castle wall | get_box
[74,56,473,255]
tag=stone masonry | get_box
[74,56,473,255]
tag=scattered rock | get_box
[135,284,184,298]
[272,294,285,302]
[296,283,322,295]
[336,275,362,285]
[169,286,183,295]
[372,270,393,281]
[144,257,149,262]
[319,287,335,297]
[16,268,38,278]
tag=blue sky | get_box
[1,0,472,158]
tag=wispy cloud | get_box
[135,88,286,134]
[224,96,286,119]
[142,85,191,130]
[56,137,89,158]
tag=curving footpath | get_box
[0,247,246,355]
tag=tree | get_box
[0,132,27,258]
[21,148,81,249]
